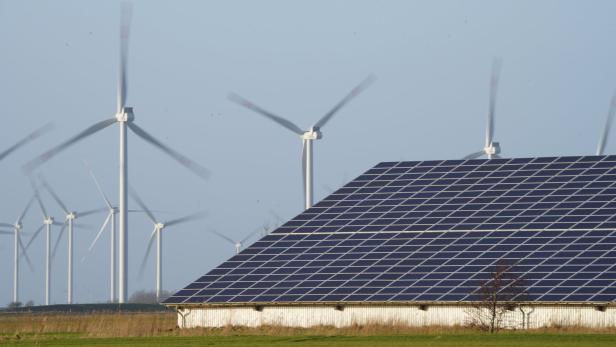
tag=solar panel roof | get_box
[165,155,616,305]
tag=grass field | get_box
[1,311,616,346]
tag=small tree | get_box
[467,261,527,333]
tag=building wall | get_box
[176,304,616,329]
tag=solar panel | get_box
[165,155,616,305]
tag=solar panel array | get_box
[165,155,616,305]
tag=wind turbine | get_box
[463,59,503,160]
[0,123,53,163]
[81,161,118,303]
[81,162,148,302]
[23,4,210,303]
[229,75,375,210]
[39,176,105,304]
[130,187,207,302]
[0,195,36,304]
[596,92,616,155]
[24,182,63,305]
[208,227,263,255]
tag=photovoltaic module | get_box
[165,155,616,305]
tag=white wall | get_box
[175,304,616,329]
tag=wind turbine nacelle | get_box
[302,128,322,140]
[484,142,501,155]
[116,107,135,122]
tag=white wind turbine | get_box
[596,93,616,155]
[24,182,63,305]
[24,4,209,303]
[0,123,53,163]
[39,176,105,304]
[81,162,148,302]
[131,187,207,302]
[0,195,36,304]
[208,227,264,255]
[82,161,118,303]
[229,76,375,210]
[463,59,503,160]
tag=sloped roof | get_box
[165,155,616,305]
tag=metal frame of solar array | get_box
[165,155,616,305]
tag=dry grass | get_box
[1,311,616,339]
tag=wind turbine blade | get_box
[165,210,207,227]
[127,123,211,180]
[30,180,49,219]
[596,92,616,156]
[228,93,304,135]
[85,212,112,255]
[18,236,35,272]
[486,58,501,148]
[240,226,264,244]
[73,222,95,230]
[118,1,132,113]
[207,229,236,245]
[39,176,70,215]
[24,225,45,251]
[128,185,158,224]
[79,207,108,218]
[314,74,376,129]
[0,122,54,162]
[51,222,68,261]
[493,154,503,159]
[23,118,117,173]
[0,230,11,235]
[0,223,13,228]
[16,194,36,224]
[463,151,485,160]
[138,228,157,278]
[83,160,113,209]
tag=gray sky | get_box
[1,0,616,305]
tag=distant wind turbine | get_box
[131,186,207,302]
[24,182,64,305]
[596,92,616,156]
[23,3,209,303]
[208,227,263,255]
[464,59,503,160]
[39,176,105,304]
[229,75,375,210]
[0,195,36,304]
[81,161,150,303]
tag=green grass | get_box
[2,333,616,346]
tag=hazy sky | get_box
[1,0,616,305]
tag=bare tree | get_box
[466,261,527,333]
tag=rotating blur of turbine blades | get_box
[130,185,207,302]
[229,74,376,210]
[21,3,209,303]
[0,123,53,162]
[596,92,616,156]
[463,58,503,160]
